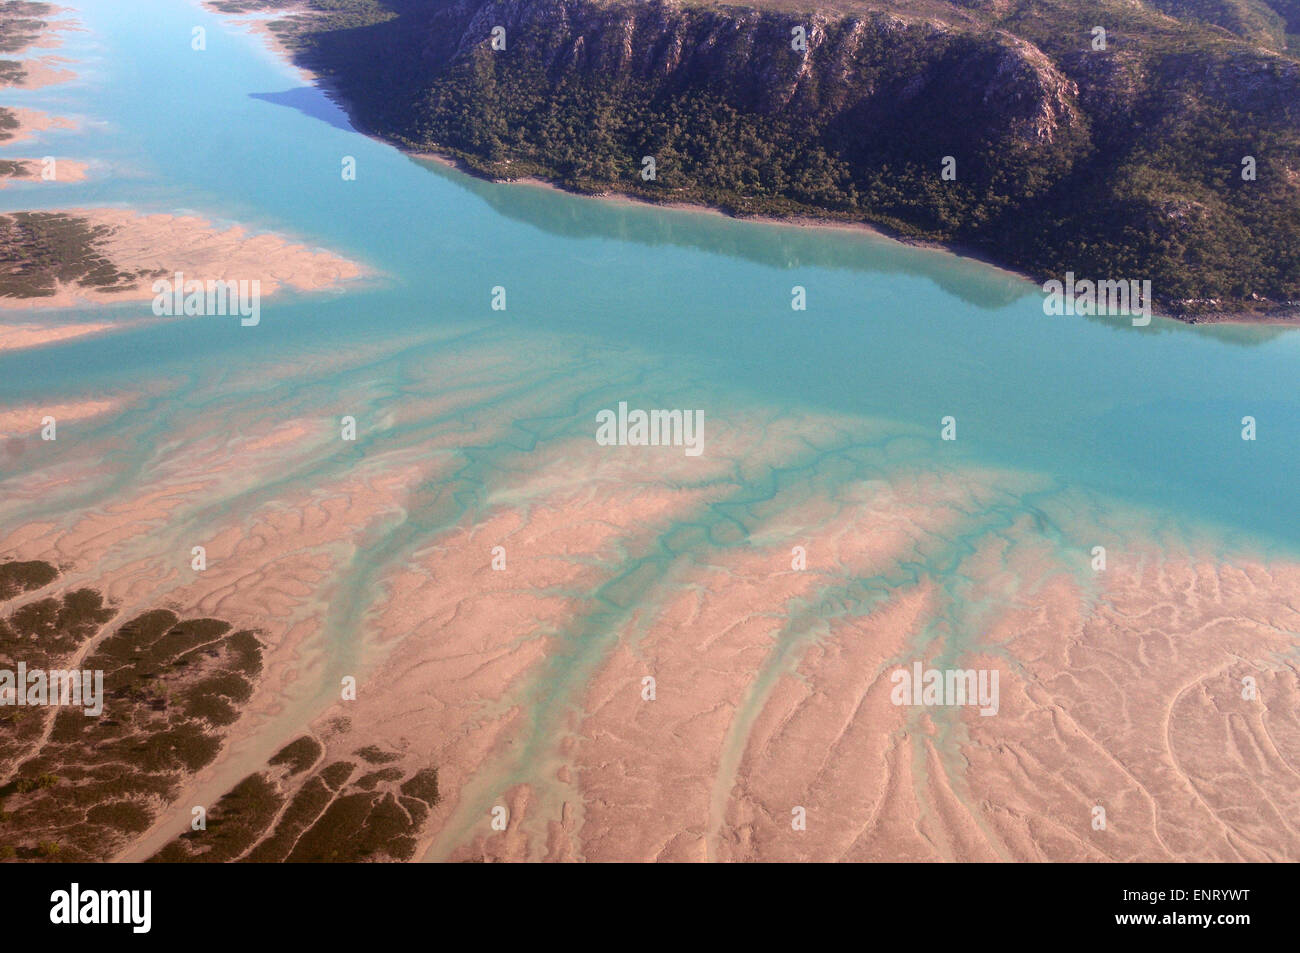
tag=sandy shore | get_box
[233,5,322,83]
[6,55,75,89]
[85,207,366,295]
[0,318,120,354]
[0,156,88,186]
[0,10,365,339]
[0,2,80,89]
[0,206,366,313]
[423,150,1300,328]
[0,105,75,144]
[416,149,1035,277]
[0,1,79,90]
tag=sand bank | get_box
[0,156,87,185]
[0,318,117,354]
[0,1,80,88]
[0,395,124,434]
[0,207,366,312]
[0,105,75,144]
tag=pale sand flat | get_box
[0,157,89,187]
[0,207,366,312]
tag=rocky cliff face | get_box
[415,0,1086,153]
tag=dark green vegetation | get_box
[223,0,1300,318]
[0,559,57,600]
[0,158,34,177]
[0,212,162,299]
[268,733,323,774]
[1149,0,1300,50]
[0,1,57,86]
[0,1,54,53]
[150,733,441,862]
[0,559,264,861]
[0,107,20,142]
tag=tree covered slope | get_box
[218,0,1300,318]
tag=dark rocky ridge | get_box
[222,0,1300,318]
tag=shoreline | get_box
[0,8,368,324]
[409,149,1300,329]
[0,2,81,89]
[206,2,1298,329]
[1,1,1294,865]
[0,156,88,186]
[410,149,1036,281]
[0,207,369,318]
[0,105,76,145]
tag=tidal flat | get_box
[0,0,1297,863]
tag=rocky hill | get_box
[216,0,1300,318]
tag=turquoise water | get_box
[3,0,1298,562]
[2,0,1298,861]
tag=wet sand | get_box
[0,157,87,186]
[0,395,125,434]
[0,2,80,89]
[2,3,1296,865]
[0,318,119,354]
[0,106,75,144]
[0,207,366,313]
[4,324,1298,862]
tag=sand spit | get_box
[0,156,87,186]
[0,395,124,434]
[87,208,365,294]
[0,105,74,144]
[4,54,72,88]
[216,4,323,84]
[0,208,366,316]
[0,318,118,354]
